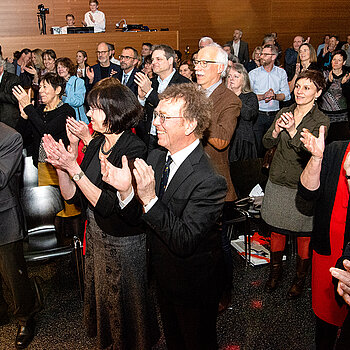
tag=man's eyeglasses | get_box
[119,55,135,60]
[96,50,109,55]
[153,111,183,124]
[193,59,219,68]
[260,53,275,56]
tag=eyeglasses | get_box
[119,55,135,60]
[153,111,183,124]
[96,50,109,55]
[193,59,219,68]
[260,53,275,56]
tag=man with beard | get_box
[86,42,121,89]
[249,44,290,156]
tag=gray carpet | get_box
[0,250,315,350]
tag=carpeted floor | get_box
[0,248,315,350]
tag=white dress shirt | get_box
[118,139,200,212]
[232,40,240,57]
[138,68,176,135]
[84,10,105,33]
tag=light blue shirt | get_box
[317,43,325,57]
[249,65,290,112]
[62,75,89,124]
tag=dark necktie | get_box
[158,156,173,199]
[122,74,129,85]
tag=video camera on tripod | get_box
[37,4,49,35]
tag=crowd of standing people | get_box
[1,21,350,350]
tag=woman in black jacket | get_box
[226,63,259,198]
[42,78,159,350]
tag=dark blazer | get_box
[69,130,147,236]
[121,144,227,305]
[88,62,121,89]
[227,40,249,65]
[0,123,24,246]
[0,71,21,128]
[113,67,139,95]
[136,71,191,146]
[203,83,242,201]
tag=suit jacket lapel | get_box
[154,151,166,197]
[161,144,202,204]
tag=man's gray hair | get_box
[207,43,228,78]
[235,29,243,36]
[199,36,214,46]
[263,44,278,56]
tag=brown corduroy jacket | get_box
[203,82,242,201]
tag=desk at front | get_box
[1,31,179,62]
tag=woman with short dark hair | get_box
[141,54,154,79]
[262,70,330,298]
[179,60,195,81]
[41,77,159,350]
[13,73,82,241]
[56,57,89,124]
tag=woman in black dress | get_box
[42,78,159,350]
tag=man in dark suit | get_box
[86,42,121,89]
[113,46,139,95]
[226,29,249,65]
[102,83,227,350]
[134,44,190,151]
[0,122,40,349]
[0,57,21,128]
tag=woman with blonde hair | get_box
[227,63,259,197]
[245,46,262,72]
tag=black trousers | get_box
[0,240,36,325]
[158,290,219,350]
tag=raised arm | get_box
[299,125,326,191]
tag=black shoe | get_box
[15,320,35,349]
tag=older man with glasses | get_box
[249,44,290,156]
[195,43,241,312]
[86,41,121,89]
[101,83,227,350]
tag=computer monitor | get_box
[67,26,94,34]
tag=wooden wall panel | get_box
[0,0,350,61]
[1,31,178,63]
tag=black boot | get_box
[287,255,311,299]
[265,251,284,292]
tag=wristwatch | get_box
[72,171,85,182]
